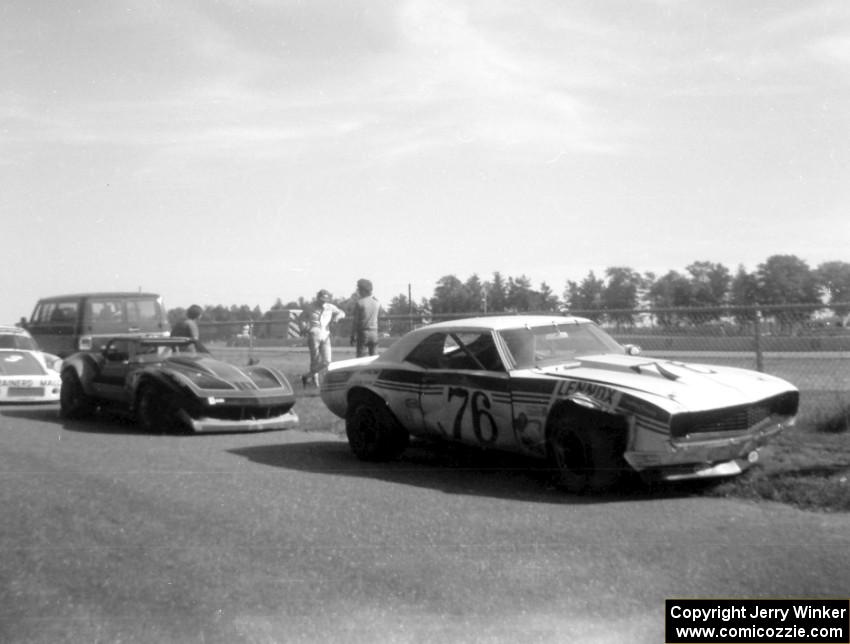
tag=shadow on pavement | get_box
[229,437,703,505]
[2,404,170,435]
[0,403,61,422]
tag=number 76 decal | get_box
[446,387,498,444]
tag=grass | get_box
[706,392,850,512]
[218,345,850,512]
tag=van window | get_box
[89,299,123,323]
[127,299,160,325]
[34,301,79,324]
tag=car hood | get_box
[0,350,50,376]
[534,353,796,411]
[163,355,289,391]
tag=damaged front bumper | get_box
[624,417,794,482]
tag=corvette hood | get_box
[163,355,288,391]
[536,354,796,411]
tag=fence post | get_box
[753,308,764,372]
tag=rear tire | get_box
[547,410,626,493]
[60,370,95,419]
[346,397,409,461]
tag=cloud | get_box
[343,0,634,158]
[810,34,850,64]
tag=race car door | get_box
[413,330,513,449]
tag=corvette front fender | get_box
[62,353,103,396]
[129,369,190,410]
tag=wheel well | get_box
[545,401,628,443]
[61,364,87,391]
[346,387,404,428]
[132,376,155,409]
[347,386,388,412]
[132,374,184,410]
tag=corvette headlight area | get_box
[185,372,233,389]
[245,366,289,390]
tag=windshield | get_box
[498,322,624,369]
[138,339,207,356]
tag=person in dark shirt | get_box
[350,278,381,357]
[171,304,202,340]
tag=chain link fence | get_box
[586,304,850,393]
[197,303,850,392]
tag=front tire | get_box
[137,384,185,434]
[547,410,626,493]
[60,370,95,419]
[346,397,409,461]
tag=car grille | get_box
[670,391,799,438]
[8,387,44,397]
[203,402,294,421]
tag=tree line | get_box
[390,255,850,320]
[169,255,850,327]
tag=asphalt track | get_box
[2,403,849,643]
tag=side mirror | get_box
[624,344,641,356]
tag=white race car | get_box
[0,325,62,403]
[320,315,799,492]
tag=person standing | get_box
[171,304,202,340]
[350,278,381,357]
[299,290,345,387]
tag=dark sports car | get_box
[60,336,298,433]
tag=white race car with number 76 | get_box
[320,316,799,492]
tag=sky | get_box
[2,0,849,322]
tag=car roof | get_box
[424,314,593,331]
[34,292,161,301]
[377,315,594,362]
